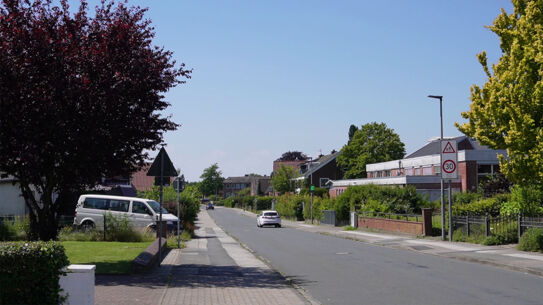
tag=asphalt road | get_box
[208,207,543,305]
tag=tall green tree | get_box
[457,0,543,186]
[337,122,405,179]
[271,164,299,193]
[348,124,359,143]
[0,0,190,240]
[199,163,224,197]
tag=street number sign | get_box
[441,140,458,179]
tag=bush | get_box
[0,216,30,241]
[302,196,336,221]
[517,228,543,252]
[0,241,69,305]
[300,187,329,198]
[501,185,543,216]
[454,192,482,205]
[336,185,426,215]
[454,193,510,216]
[256,196,273,211]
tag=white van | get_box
[74,194,180,232]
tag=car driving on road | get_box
[257,210,281,228]
[206,202,214,210]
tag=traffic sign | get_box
[441,140,458,179]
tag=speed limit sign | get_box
[441,140,458,179]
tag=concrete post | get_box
[350,212,358,228]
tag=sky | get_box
[84,0,513,181]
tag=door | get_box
[130,200,154,229]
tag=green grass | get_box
[62,241,152,274]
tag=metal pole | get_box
[158,151,164,267]
[310,192,314,224]
[448,179,452,242]
[439,97,446,241]
[177,177,180,249]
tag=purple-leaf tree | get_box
[0,0,191,240]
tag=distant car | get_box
[257,210,281,228]
[206,202,214,210]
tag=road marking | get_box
[503,253,543,262]
[343,230,398,240]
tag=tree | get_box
[348,124,359,143]
[277,151,308,161]
[0,0,191,240]
[337,122,405,179]
[457,0,543,186]
[271,164,299,193]
[199,163,224,197]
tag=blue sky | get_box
[84,0,512,181]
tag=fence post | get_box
[422,208,433,236]
[518,214,522,240]
[485,214,490,237]
[466,215,470,237]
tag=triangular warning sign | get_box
[442,142,456,154]
[147,147,178,177]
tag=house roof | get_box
[406,136,489,158]
[302,151,341,178]
[224,176,271,184]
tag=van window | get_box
[83,198,108,210]
[132,201,151,214]
[108,200,130,212]
[147,200,169,214]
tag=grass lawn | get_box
[62,241,152,274]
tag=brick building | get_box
[329,136,506,201]
[223,175,271,198]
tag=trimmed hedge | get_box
[0,241,70,305]
[453,193,510,216]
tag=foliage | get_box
[348,124,358,143]
[277,151,308,161]
[0,241,69,304]
[255,196,274,211]
[336,185,425,215]
[344,225,356,231]
[300,187,329,198]
[337,122,405,178]
[456,1,543,186]
[275,194,306,220]
[303,196,336,221]
[453,194,510,216]
[500,185,543,216]
[483,227,518,245]
[452,229,485,244]
[0,0,190,240]
[223,197,234,208]
[453,192,483,205]
[0,216,29,241]
[167,230,191,249]
[63,241,151,274]
[271,164,300,194]
[517,228,543,252]
[478,173,512,197]
[199,163,224,196]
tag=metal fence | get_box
[453,214,543,241]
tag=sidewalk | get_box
[233,208,543,277]
[160,209,311,305]
[96,209,311,305]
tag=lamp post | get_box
[428,95,446,241]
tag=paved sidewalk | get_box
[160,209,310,305]
[232,207,543,277]
[96,209,311,305]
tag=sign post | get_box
[147,147,178,266]
[310,185,315,224]
[441,140,457,242]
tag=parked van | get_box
[74,194,180,232]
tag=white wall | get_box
[0,182,26,216]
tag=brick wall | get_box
[358,217,423,235]
[458,161,477,192]
[273,160,305,173]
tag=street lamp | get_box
[428,95,446,241]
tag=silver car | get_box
[257,210,281,228]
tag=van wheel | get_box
[81,221,95,231]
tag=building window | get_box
[422,166,432,175]
[414,167,421,176]
[434,165,441,175]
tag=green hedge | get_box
[453,193,510,216]
[0,241,70,305]
[336,185,426,215]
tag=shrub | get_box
[336,185,426,214]
[302,196,336,221]
[0,220,16,241]
[300,187,329,198]
[256,196,273,211]
[501,185,543,216]
[454,193,509,216]
[0,241,69,305]
[344,225,356,231]
[517,228,543,252]
[223,197,234,208]
[454,192,482,205]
